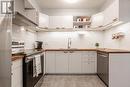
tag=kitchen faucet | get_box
[68,38,72,49]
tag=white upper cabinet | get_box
[25,9,39,24]
[91,12,104,28]
[103,0,119,26]
[14,0,26,15]
[103,0,130,25]
[91,0,130,29]
[49,16,73,29]
[39,13,49,28]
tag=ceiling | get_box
[36,0,106,9]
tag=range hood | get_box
[13,12,38,27]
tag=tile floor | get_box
[41,75,107,87]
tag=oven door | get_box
[23,55,43,87]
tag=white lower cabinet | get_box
[45,51,97,74]
[81,51,97,74]
[45,51,56,73]
[55,51,69,73]
[69,51,82,73]
[11,59,23,87]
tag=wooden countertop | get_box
[12,48,130,61]
[44,48,97,51]
[12,55,24,61]
[44,48,130,53]
[97,48,130,53]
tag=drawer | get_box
[82,57,97,62]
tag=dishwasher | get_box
[23,53,44,87]
[97,51,109,86]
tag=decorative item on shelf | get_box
[83,18,88,22]
[56,27,60,29]
[95,43,100,48]
[73,16,91,29]
[74,25,78,28]
[78,25,83,28]
[77,18,82,22]
[112,32,125,40]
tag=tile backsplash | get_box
[12,24,37,49]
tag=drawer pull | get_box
[70,51,74,53]
[64,51,68,53]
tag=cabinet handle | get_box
[64,51,68,53]
[70,51,74,53]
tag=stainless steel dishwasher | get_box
[97,51,109,86]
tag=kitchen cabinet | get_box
[109,53,130,87]
[45,51,97,74]
[103,0,130,26]
[14,0,26,16]
[91,0,130,29]
[11,59,23,87]
[49,16,73,29]
[25,9,39,25]
[39,13,49,28]
[82,51,97,73]
[55,51,69,73]
[91,12,104,28]
[14,0,39,25]
[45,51,56,73]
[103,0,119,26]
[68,51,82,73]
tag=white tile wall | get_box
[37,31,104,49]
[12,24,37,49]
[104,22,130,50]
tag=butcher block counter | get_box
[12,55,25,61]
[44,48,130,53]
[12,49,44,61]
[12,48,130,61]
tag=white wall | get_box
[41,9,99,16]
[12,24,37,49]
[37,31,104,49]
[104,23,130,50]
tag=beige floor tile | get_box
[41,75,107,87]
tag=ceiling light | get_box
[65,0,78,3]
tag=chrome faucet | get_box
[68,38,72,49]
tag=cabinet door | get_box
[91,12,104,28]
[39,13,49,28]
[49,16,73,28]
[45,51,56,73]
[55,51,69,73]
[12,59,23,87]
[103,0,119,26]
[49,16,62,28]
[61,16,73,28]
[69,51,82,73]
[81,51,97,73]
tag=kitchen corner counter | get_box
[12,55,25,61]
[97,48,130,53]
[12,49,44,61]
